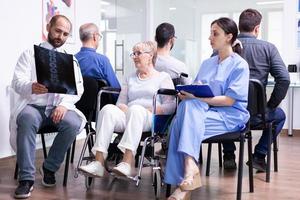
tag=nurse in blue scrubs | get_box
[165,17,250,200]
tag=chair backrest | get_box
[75,76,102,121]
[172,72,188,86]
[247,79,267,122]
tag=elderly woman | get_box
[165,17,250,200]
[79,41,175,177]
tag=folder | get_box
[175,84,214,97]
[34,45,77,95]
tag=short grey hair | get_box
[132,41,157,66]
[79,23,99,42]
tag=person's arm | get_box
[180,59,249,107]
[178,91,235,106]
[116,76,128,112]
[268,45,290,109]
[156,75,176,114]
[11,49,36,97]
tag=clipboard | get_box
[34,45,77,95]
[175,84,214,97]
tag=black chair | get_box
[14,126,74,187]
[247,79,278,182]
[74,77,108,158]
[203,127,252,200]
[202,79,278,199]
[199,79,269,200]
[172,72,188,86]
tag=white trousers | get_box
[92,104,152,156]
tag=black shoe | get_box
[223,153,237,170]
[39,165,56,187]
[14,180,34,199]
[246,154,267,172]
[250,155,267,172]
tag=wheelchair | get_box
[74,84,178,199]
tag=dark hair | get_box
[155,23,175,48]
[49,15,72,31]
[211,17,242,55]
[239,8,262,32]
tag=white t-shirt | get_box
[116,71,175,114]
[155,55,191,84]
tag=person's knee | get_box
[60,111,81,134]
[277,108,286,120]
[127,104,144,113]
[102,104,116,112]
[17,109,40,129]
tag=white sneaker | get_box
[112,162,131,177]
[79,161,104,177]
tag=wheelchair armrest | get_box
[157,88,178,96]
[100,87,121,93]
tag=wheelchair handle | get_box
[157,88,178,96]
[179,72,188,78]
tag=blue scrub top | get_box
[194,53,250,130]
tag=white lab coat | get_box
[9,42,86,152]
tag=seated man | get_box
[75,23,120,89]
[155,22,191,85]
[222,9,290,171]
[10,15,86,199]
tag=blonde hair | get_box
[132,41,157,66]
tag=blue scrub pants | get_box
[164,99,239,185]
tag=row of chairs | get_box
[14,77,279,200]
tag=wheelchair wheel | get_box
[85,176,94,190]
[153,169,162,199]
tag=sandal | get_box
[168,187,191,200]
[179,171,202,191]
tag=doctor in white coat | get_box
[10,15,86,199]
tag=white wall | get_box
[0,0,101,158]
[282,0,300,129]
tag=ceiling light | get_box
[169,7,177,10]
[256,1,284,5]
[101,1,110,6]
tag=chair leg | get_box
[266,123,273,182]
[236,137,244,200]
[63,147,71,187]
[273,137,278,172]
[218,142,222,168]
[166,184,171,198]
[199,145,203,164]
[247,132,254,193]
[14,162,18,180]
[70,140,76,164]
[41,133,48,158]
[206,143,212,176]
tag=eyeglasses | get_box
[94,32,103,39]
[130,51,151,58]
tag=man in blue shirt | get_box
[75,23,120,89]
[222,9,290,171]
